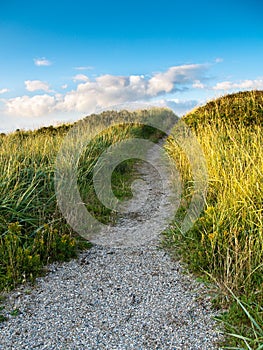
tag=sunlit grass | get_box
[0,108,172,294]
[163,90,263,349]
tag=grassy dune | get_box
[0,108,171,294]
[1,94,262,347]
[164,90,263,349]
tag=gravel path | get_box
[0,143,223,349]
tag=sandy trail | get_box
[0,144,223,350]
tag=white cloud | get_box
[59,74,147,113]
[61,84,68,89]
[0,88,9,94]
[213,81,234,90]
[74,66,94,70]
[213,79,263,91]
[60,65,206,114]
[34,58,52,66]
[5,94,56,117]
[147,64,207,95]
[215,58,223,63]
[3,64,208,118]
[25,80,52,92]
[73,74,89,82]
[192,80,205,89]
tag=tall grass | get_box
[0,108,172,292]
[163,91,263,348]
[0,128,78,291]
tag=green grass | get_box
[0,108,172,295]
[162,90,263,349]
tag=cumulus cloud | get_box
[25,80,52,92]
[5,94,56,117]
[147,64,207,96]
[61,84,68,89]
[73,74,89,82]
[4,64,208,118]
[213,79,263,91]
[34,58,52,66]
[192,80,205,89]
[0,88,9,94]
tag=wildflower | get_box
[205,206,214,214]
[61,235,68,244]
[208,233,215,240]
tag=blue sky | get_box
[1,0,263,132]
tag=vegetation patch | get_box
[163,90,263,349]
[0,108,171,293]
